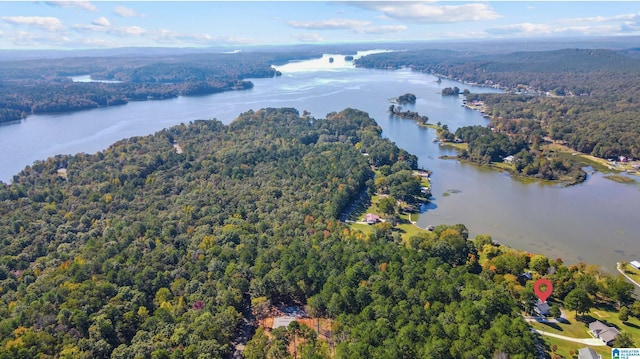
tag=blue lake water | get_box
[1,52,638,270]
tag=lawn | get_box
[347,190,431,243]
[529,303,640,358]
[621,263,640,285]
[536,334,610,359]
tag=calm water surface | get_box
[1,53,639,270]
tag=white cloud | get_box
[92,17,110,28]
[115,26,146,37]
[486,22,629,37]
[288,19,370,31]
[73,19,146,37]
[72,23,107,32]
[43,1,96,12]
[150,29,253,45]
[78,38,116,48]
[2,16,64,32]
[113,6,143,18]
[287,18,407,35]
[3,30,73,47]
[487,23,554,36]
[293,33,324,42]
[353,2,501,24]
[358,25,407,35]
[561,13,638,24]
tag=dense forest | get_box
[0,107,543,358]
[0,51,322,123]
[355,48,640,159]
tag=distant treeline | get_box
[0,52,323,123]
[356,48,640,159]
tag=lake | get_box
[1,51,639,271]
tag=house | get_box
[589,320,620,346]
[364,213,381,225]
[630,260,640,270]
[518,271,532,286]
[534,300,550,316]
[578,347,601,359]
[503,155,514,163]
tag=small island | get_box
[396,92,416,104]
[441,86,460,96]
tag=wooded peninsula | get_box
[0,107,638,358]
[0,51,330,123]
[355,48,640,161]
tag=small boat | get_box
[433,138,439,143]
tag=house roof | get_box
[588,320,609,332]
[536,301,550,314]
[599,327,620,344]
[365,213,380,222]
[589,320,620,344]
[630,260,640,269]
[578,347,600,359]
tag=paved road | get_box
[529,329,605,346]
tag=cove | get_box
[0,52,638,270]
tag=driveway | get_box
[529,329,606,346]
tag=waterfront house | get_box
[365,213,381,225]
[534,300,550,316]
[630,260,640,270]
[588,320,620,346]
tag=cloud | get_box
[358,25,407,35]
[113,6,143,18]
[288,19,370,31]
[114,26,147,37]
[92,17,110,28]
[293,33,324,42]
[73,19,146,37]
[3,30,72,47]
[353,2,501,23]
[150,29,253,45]
[287,18,407,36]
[561,13,638,24]
[2,16,64,32]
[486,23,554,36]
[43,1,96,12]
[486,22,627,37]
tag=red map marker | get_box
[534,278,553,303]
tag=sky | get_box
[1,1,640,49]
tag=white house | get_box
[578,347,601,359]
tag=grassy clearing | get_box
[347,187,431,242]
[621,263,640,285]
[536,334,610,359]
[530,304,640,351]
[491,161,514,171]
[439,142,468,151]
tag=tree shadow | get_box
[576,314,596,324]
[536,321,563,331]
[622,321,640,329]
